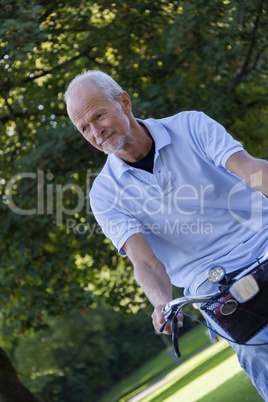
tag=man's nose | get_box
[92,123,104,137]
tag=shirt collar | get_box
[137,118,171,152]
[108,117,171,179]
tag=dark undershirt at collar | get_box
[126,140,155,173]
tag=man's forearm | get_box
[133,259,173,307]
[123,232,173,307]
[250,159,268,196]
[226,151,268,196]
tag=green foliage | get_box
[12,303,164,400]
[0,0,267,352]
[0,0,267,398]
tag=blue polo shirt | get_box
[89,111,268,294]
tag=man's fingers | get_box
[151,305,183,335]
[177,312,184,327]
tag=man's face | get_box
[67,82,132,154]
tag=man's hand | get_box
[151,304,183,335]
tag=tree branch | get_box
[230,0,264,91]
[250,43,268,73]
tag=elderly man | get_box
[65,70,268,399]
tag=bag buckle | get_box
[229,275,259,304]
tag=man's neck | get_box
[115,120,152,162]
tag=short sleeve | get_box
[89,177,143,255]
[193,112,244,168]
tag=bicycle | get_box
[159,259,268,358]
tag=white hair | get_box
[64,70,124,103]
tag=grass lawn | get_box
[99,325,211,402]
[140,341,262,402]
[99,325,263,402]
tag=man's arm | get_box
[226,150,268,196]
[123,232,182,334]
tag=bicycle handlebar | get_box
[159,292,220,357]
[159,259,268,357]
[162,293,220,320]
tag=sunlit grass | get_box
[99,326,262,402]
[99,325,212,402]
[142,341,262,401]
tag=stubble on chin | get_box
[103,135,128,155]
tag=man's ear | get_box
[120,91,132,114]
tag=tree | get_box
[12,304,165,401]
[0,347,36,401]
[0,0,268,396]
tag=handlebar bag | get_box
[201,260,268,344]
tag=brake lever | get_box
[171,315,181,358]
[159,312,181,358]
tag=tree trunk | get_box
[0,348,36,402]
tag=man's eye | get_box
[97,113,106,120]
[82,126,88,134]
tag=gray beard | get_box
[104,135,128,155]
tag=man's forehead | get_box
[67,89,115,125]
[73,81,103,100]
[67,83,107,112]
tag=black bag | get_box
[201,260,268,344]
